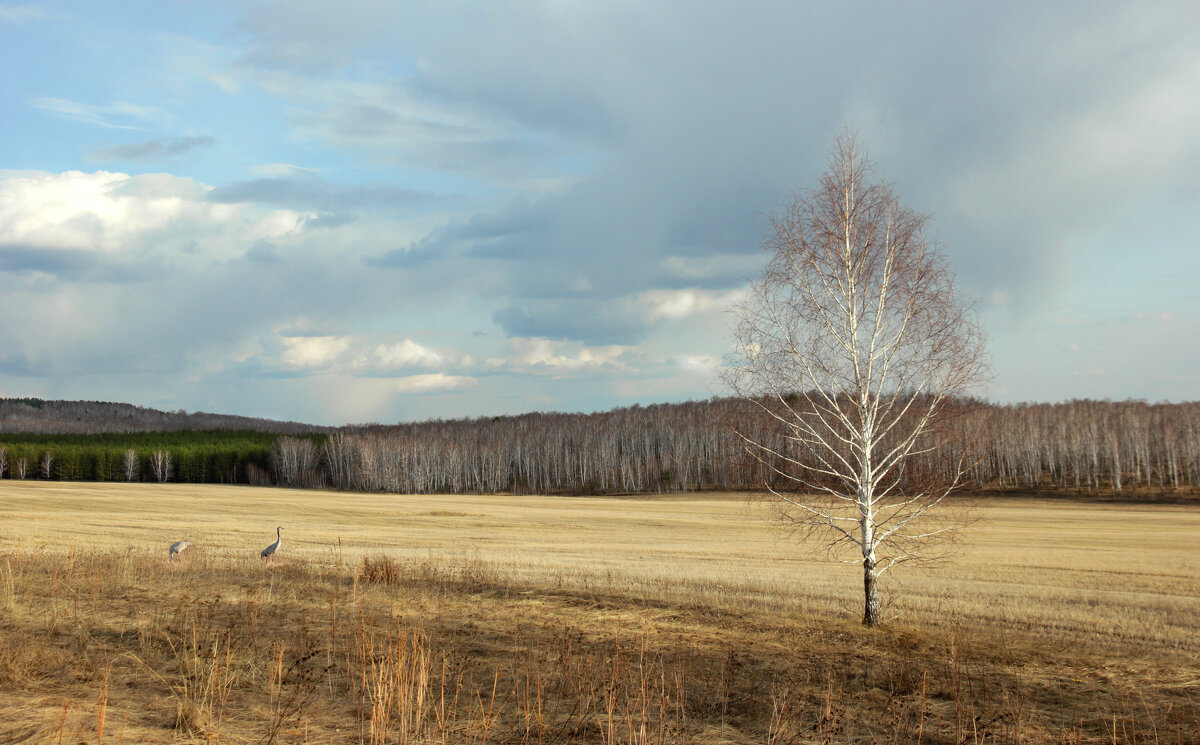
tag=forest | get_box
[1,396,1196,497]
[0,430,286,484]
[0,397,322,434]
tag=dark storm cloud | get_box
[86,136,215,162]
[363,2,1197,315]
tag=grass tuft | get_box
[357,555,404,587]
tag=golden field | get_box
[0,481,1197,744]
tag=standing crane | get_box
[169,539,191,561]
[261,525,283,560]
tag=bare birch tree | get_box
[149,449,173,483]
[122,449,139,482]
[725,132,989,627]
[271,436,322,488]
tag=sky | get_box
[0,1,1197,426]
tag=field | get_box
[0,482,1197,744]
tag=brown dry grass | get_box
[0,481,1197,744]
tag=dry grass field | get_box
[0,481,1197,744]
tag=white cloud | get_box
[392,373,477,394]
[669,354,720,373]
[278,334,351,370]
[31,97,170,130]
[0,169,305,259]
[638,288,743,323]
[487,337,635,375]
[358,339,474,373]
[257,328,478,380]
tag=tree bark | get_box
[863,557,880,627]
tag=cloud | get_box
[489,288,743,346]
[492,303,646,346]
[0,350,49,376]
[244,241,282,264]
[669,354,721,373]
[241,68,570,187]
[0,243,92,277]
[391,373,477,394]
[277,334,351,370]
[241,326,479,382]
[638,288,741,323]
[362,339,472,373]
[3,2,1198,422]
[86,136,215,163]
[31,97,169,130]
[365,197,546,267]
[362,243,439,268]
[0,243,153,282]
[0,169,305,258]
[0,169,382,387]
[208,176,435,214]
[0,4,47,23]
[657,254,763,288]
[486,337,635,376]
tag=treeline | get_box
[2,398,1196,498]
[0,431,292,484]
[0,398,323,435]
[309,401,739,494]
[274,398,1198,498]
[971,399,1199,494]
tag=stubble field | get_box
[0,481,1197,744]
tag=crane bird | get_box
[168,540,191,561]
[261,525,283,560]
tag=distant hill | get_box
[0,398,324,435]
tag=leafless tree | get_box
[0,447,7,479]
[15,457,27,480]
[39,451,54,480]
[148,449,172,483]
[725,132,990,626]
[322,432,357,490]
[3,394,1193,496]
[122,449,139,482]
[271,436,322,488]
